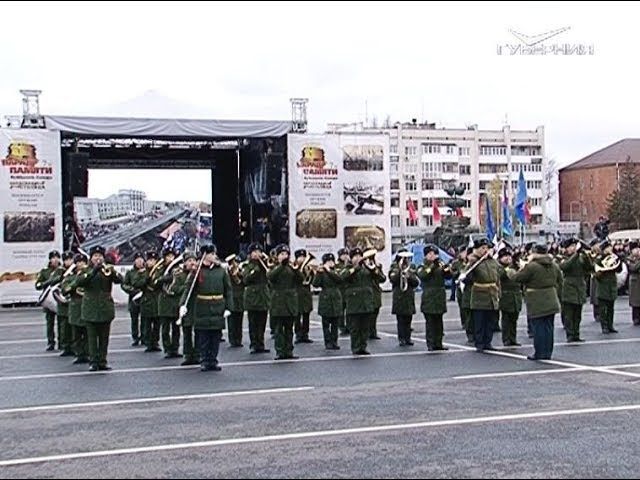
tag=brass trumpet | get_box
[363,249,379,271]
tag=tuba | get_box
[398,251,413,292]
[595,254,621,273]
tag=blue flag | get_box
[502,182,513,236]
[485,195,496,241]
[515,169,528,225]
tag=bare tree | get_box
[543,157,559,202]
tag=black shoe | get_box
[503,341,514,347]
[164,353,182,359]
[275,355,286,361]
[475,348,484,353]
[353,350,371,356]
[294,338,303,345]
[527,355,538,361]
[251,348,270,354]
[73,357,89,364]
[369,335,381,340]
[98,365,112,371]
[575,338,586,343]
[229,344,243,348]
[601,329,610,334]
[60,351,75,357]
[89,364,99,372]
[211,365,222,371]
[300,338,314,344]
[512,342,522,347]
[609,328,619,333]
[339,330,349,337]
[131,340,140,347]
[484,346,497,351]
[435,346,449,351]
[46,344,55,351]
[181,359,200,366]
[427,347,435,352]
[331,344,341,350]
[405,341,414,346]
[220,337,226,343]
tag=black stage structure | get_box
[44,116,292,258]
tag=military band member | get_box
[179,252,200,366]
[595,241,621,334]
[459,238,500,353]
[364,250,386,340]
[121,252,145,346]
[35,250,64,351]
[589,240,602,324]
[179,245,232,372]
[417,244,450,351]
[335,248,351,336]
[242,243,271,354]
[512,243,563,360]
[341,248,375,355]
[225,253,246,348]
[559,238,592,342]
[453,248,468,328]
[55,251,75,357]
[61,253,89,364]
[268,244,303,360]
[76,245,123,371]
[627,241,640,327]
[388,249,419,347]
[461,250,477,345]
[449,249,465,304]
[135,250,163,352]
[312,253,344,350]
[294,249,314,344]
[157,248,182,359]
[497,248,523,347]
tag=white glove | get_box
[179,306,188,319]
[458,272,467,283]
[223,309,231,319]
[575,242,582,252]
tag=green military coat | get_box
[498,265,523,313]
[242,260,270,312]
[267,263,303,317]
[340,266,375,315]
[417,261,449,315]
[628,257,640,308]
[181,265,232,330]
[512,255,563,319]
[388,262,418,316]
[312,269,343,318]
[61,270,86,327]
[560,252,592,305]
[76,265,123,324]
[121,268,146,311]
[467,258,501,311]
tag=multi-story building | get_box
[328,121,547,248]
[118,189,145,214]
[74,189,150,225]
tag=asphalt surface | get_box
[1,295,639,478]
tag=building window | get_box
[406,217,419,227]
[391,215,401,228]
[511,145,542,156]
[443,163,457,173]
[445,145,456,155]
[480,145,507,156]
[423,215,433,227]
[459,147,470,156]
[422,144,441,154]
[390,144,398,154]
[405,181,417,192]
[479,164,508,174]
[422,179,434,190]
[391,179,400,190]
[405,146,418,156]
[423,197,433,208]
[390,155,399,162]
[459,165,471,175]
[390,197,400,208]
[405,163,418,174]
[390,162,399,175]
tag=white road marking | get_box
[2,403,640,467]
[0,387,313,416]
[0,349,465,382]
[454,362,640,380]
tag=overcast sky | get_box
[1,1,638,201]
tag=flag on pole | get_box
[407,198,418,223]
[485,194,496,241]
[502,182,513,236]
[515,169,530,225]
[433,198,441,223]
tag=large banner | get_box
[288,133,392,287]
[0,129,63,304]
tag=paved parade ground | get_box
[1,295,639,478]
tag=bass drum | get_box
[37,285,59,314]
[617,262,629,290]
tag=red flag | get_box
[455,207,463,217]
[407,198,418,222]
[524,200,531,223]
[433,199,441,223]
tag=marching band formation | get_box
[35,237,640,372]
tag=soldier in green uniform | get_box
[76,245,123,371]
[589,240,602,324]
[335,248,351,336]
[178,252,200,366]
[497,248,523,347]
[595,241,621,334]
[294,249,314,344]
[268,245,304,360]
[55,252,75,357]
[60,253,90,364]
[512,243,563,360]
[225,254,246,348]
[157,248,182,358]
[459,238,500,353]
[340,248,375,356]
[121,252,145,346]
[452,248,468,328]
[179,245,232,372]
[134,250,163,352]
[559,238,592,342]
[242,243,271,354]
[35,250,64,351]
[312,253,344,350]
[363,250,386,340]
[417,244,451,351]
[388,249,419,347]
[627,242,640,326]
[461,250,477,345]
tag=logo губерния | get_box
[497,26,594,56]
